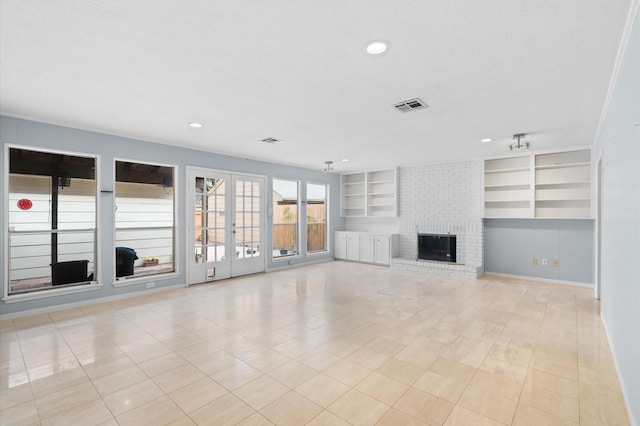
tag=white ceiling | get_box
[0,1,633,173]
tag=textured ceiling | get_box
[0,1,633,172]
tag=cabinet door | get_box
[360,235,374,263]
[346,235,361,261]
[374,236,390,265]
[334,233,347,259]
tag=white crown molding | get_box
[594,0,640,142]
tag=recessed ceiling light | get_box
[189,122,203,128]
[341,159,349,162]
[365,40,389,55]
[481,138,492,143]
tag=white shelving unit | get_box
[366,169,397,217]
[535,150,591,218]
[341,172,366,217]
[484,156,532,218]
[484,149,591,219]
[341,169,397,217]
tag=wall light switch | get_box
[532,258,538,265]
[552,259,559,267]
[542,258,548,266]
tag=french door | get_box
[187,167,265,284]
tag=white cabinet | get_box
[360,235,375,263]
[484,149,591,219]
[374,235,391,265]
[334,232,398,266]
[346,234,361,261]
[341,169,397,217]
[334,232,347,259]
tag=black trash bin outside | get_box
[116,247,138,277]
[52,260,89,285]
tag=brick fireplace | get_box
[391,159,485,278]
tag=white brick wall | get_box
[391,159,484,278]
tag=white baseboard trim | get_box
[266,257,333,272]
[483,272,593,288]
[601,315,638,426]
[0,283,187,320]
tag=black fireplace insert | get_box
[417,233,456,263]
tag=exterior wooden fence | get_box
[272,223,326,252]
[273,203,326,252]
[306,223,327,252]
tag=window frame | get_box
[272,178,301,261]
[3,144,101,302]
[112,158,178,285]
[306,182,329,255]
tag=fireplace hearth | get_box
[417,233,456,263]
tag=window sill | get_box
[272,253,302,262]
[112,272,179,287]
[306,250,329,257]
[3,282,102,304]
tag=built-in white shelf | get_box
[484,149,591,219]
[534,181,591,187]
[484,183,530,189]
[341,168,397,217]
[484,156,532,218]
[535,162,590,170]
[484,167,531,174]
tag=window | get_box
[7,148,97,295]
[272,179,298,258]
[307,183,328,253]
[115,161,175,280]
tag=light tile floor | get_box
[0,261,630,425]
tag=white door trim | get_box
[594,152,603,300]
[185,166,267,286]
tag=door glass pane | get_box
[207,211,222,228]
[196,177,226,264]
[235,179,260,259]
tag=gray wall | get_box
[485,219,594,284]
[594,9,640,425]
[0,116,344,316]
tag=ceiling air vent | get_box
[260,137,282,144]
[393,98,428,112]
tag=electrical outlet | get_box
[552,259,559,267]
[542,258,548,266]
[532,258,538,265]
[146,282,155,289]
